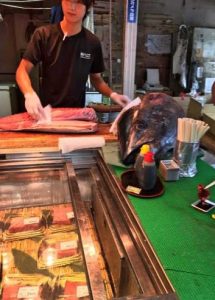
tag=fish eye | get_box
[136,123,146,130]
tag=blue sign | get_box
[127,0,137,23]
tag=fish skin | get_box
[117,93,185,165]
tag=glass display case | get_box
[0,150,178,300]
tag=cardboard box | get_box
[186,97,202,119]
[202,104,215,136]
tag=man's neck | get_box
[60,19,82,36]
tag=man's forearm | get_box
[16,60,35,95]
[90,73,130,107]
[16,68,34,95]
[90,75,113,97]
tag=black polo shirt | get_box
[23,24,105,107]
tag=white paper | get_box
[18,286,39,299]
[146,68,160,85]
[60,240,77,250]
[146,34,171,54]
[109,97,141,135]
[204,61,215,74]
[76,286,89,298]
[23,217,39,225]
[58,136,105,154]
[66,211,74,219]
[204,77,215,93]
[203,41,215,58]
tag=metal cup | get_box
[173,140,199,177]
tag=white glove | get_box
[24,91,46,120]
[110,92,131,107]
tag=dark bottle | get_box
[134,144,150,185]
[135,150,157,190]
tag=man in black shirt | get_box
[16,0,130,120]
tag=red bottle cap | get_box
[144,151,154,163]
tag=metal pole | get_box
[123,0,139,100]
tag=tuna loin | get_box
[0,107,98,133]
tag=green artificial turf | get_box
[112,159,215,300]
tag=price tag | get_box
[24,217,39,225]
[126,185,141,194]
[66,211,74,219]
[60,240,77,250]
[76,285,89,298]
[18,286,39,299]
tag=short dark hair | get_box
[82,0,95,11]
[82,0,95,19]
[61,0,95,10]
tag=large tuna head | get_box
[117,93,185,165]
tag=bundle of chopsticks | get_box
[177,118,210,143]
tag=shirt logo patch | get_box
[80,52,91,59]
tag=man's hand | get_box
[110,92,131,107]
[24,92,46,120]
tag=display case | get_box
[0,150,178,299]
[190,27,215,95]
